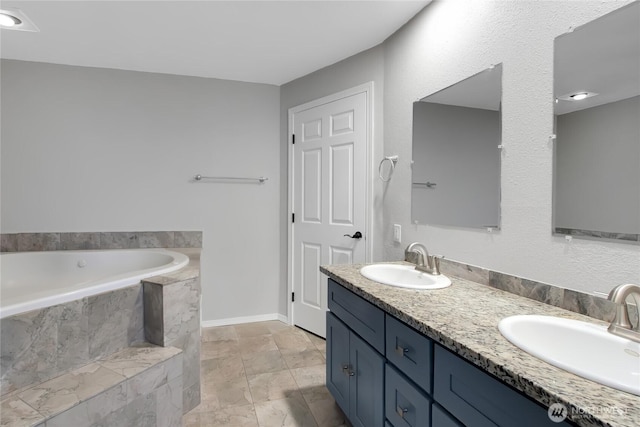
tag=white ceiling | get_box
[0,0,430,86]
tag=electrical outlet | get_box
[393,224,401,243]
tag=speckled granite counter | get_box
[320,263,640,427]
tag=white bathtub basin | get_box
[360,264,451,289]
[499,315,640,396]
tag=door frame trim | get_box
[287,82,374,325]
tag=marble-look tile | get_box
[1,306,60,395]
[183,382,209,413]
[235,322,272,338]
[167,330,201,401]
[183,405,258,427]
[264,321,295,334]
[111,393,157,427]
[156,376,183,427]
[301,386,348,427]
[0,396,44,427]
[211,377,252,408]
[98,232,140,249]
[162,278,200,345]
[238,335,278,356]
[0,234,18,252]
[201,326,238,342]
[18,364,125,417]
[441,259,490,286]
[59,232,100,250]
[247,371,300,403]
[281,349,325,370]
[143,282,165,346]
[44,383,127,427]
[200,340,240,360]
[562,289,616,323]
[138,232,175,249]
[126,354,183,401]
[174,231,203,248]
[273,329,316,353]
[56,299,89,373]
[88,284,144,359]
[253,395,318,427]
[289,365,325,390]
[201,356,244,385]
[98,344,182,379]
[241,350,288,376]
[16,233,60,252]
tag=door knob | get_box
[343,231,363,239]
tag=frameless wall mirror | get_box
[553,3,639,244]
[411,64,502,229]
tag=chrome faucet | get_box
[607,284,640,343]
[404,242,442,275]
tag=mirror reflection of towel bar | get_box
[194,174,268,183]
[413,182,437,188]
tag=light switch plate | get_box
[393,224,401,243]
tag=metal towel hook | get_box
[378,155,398,182]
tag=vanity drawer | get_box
[385,363,431,427]
[328,279,385,353]
[386,314,433,394]
[434,345,572,427]
[432,403,464,427]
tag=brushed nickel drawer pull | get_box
[396,345,410,356]
[396,406,408,418]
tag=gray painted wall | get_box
[555,95,640,234]
[381,1,639,293]
[1,59,282,323]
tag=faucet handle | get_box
[428,255,444,275]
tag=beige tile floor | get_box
[183,321,349,427]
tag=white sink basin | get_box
[499,315,640,396]
[360,264,451,290]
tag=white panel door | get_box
[292,91,368,337]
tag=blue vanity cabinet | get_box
[327,280,385,427]
[434,345,574,427]
[326,278,575,427]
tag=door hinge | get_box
[291,292,295,302]
[292,213,295,223]
[292,134,295,144]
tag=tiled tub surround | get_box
[321,263,640,427]
[0,248,202,424]
[143,251,202,413]
[1,344,183,427]
[0,283,145,396]
[0,231,203,253]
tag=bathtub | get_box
[0,249,189,319]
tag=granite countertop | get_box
[320,262,640,427]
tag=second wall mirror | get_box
[411,64,502,229]
[553,2,639,244]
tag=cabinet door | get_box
[350,332,385,427]
[326,313,351,415]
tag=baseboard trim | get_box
[201,313,289,328]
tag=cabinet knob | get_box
[396,406,409,418]
[349,371,355,377]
